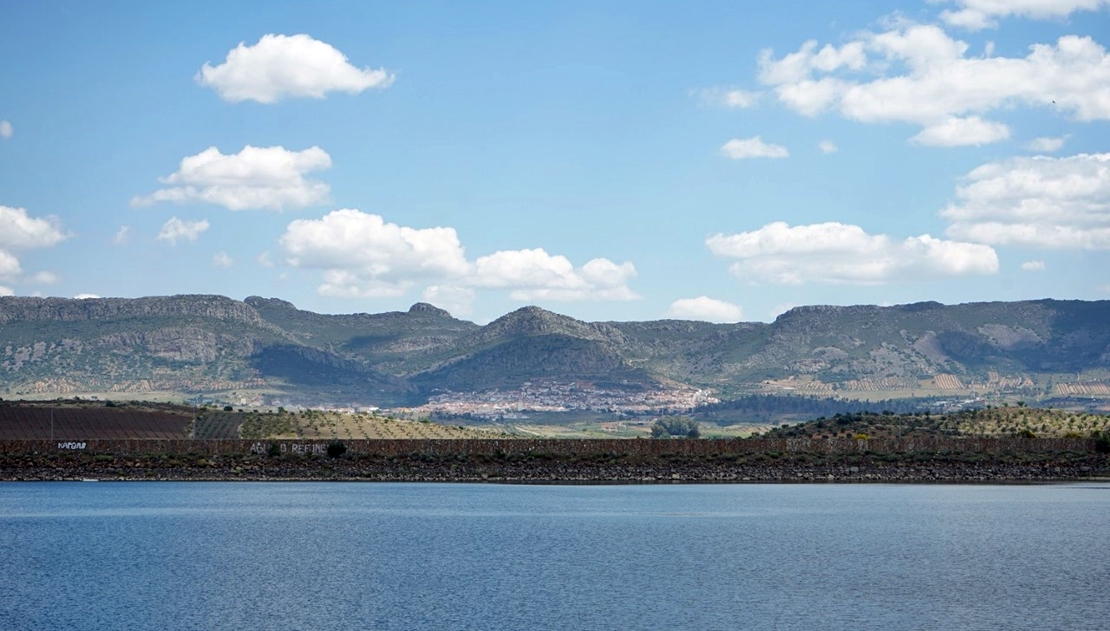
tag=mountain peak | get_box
[244,296,297,311]
[408,302,452,317]
[474,305,616,342]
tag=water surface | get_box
[1,482,1107,630]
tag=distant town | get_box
[412,380,719,421]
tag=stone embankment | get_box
[2,443,1106,483]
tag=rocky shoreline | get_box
[3,452,1107,483]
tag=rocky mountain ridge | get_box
[2,295,1109,407]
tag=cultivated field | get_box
[237,408,507,440]
[0,400,507,441]
[0,401,192,440]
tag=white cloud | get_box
[0,250,20,280]
[0,286,12,297]
[819,140,839,154]
[29,271,58,285]
[74,293,100,300]
[939,0,1110,30]
[0,205,68,283]
[757,25,1110,143]
[1027,135,1069,152]
[280,209,638,301]
[132,145,331,211]
[1021,260,1046,271]
[422,285,475,316]
[910,115,1011,146]
[157,217,209,245]
[667,296,745,323]
[942,153,1110,248]
[474,250,639,301]
[720,136,789,159]
[707,221,999,284]
[196,34,394,103]
[758,40,868,85]
[113,225,132,245]
[212,252,234,268]
[282,209,470,297]
[699,88,761,108]
[0,205,68,251]
[256,252,275,268]
[0,120,11,139]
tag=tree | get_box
[650,416,700,439]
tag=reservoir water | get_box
[1,482,1107,630]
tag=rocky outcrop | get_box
[0,295,271,327]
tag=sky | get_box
[1,0,1109,324]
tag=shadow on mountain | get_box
[412,334,657,393]
[251,345,417,405]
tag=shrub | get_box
[1095,432,1110,454]
[326,440,347,457]
[267,443,281,457]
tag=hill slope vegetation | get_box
[2,295,1109,407]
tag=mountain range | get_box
[2,294,1109,407]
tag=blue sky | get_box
[1,0,1108,323]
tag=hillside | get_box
[762,405,1110,442]
[2,295,1110,408]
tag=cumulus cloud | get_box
[1027,135,1069,152]
[212,252,234,268]
[0,120,11,139]
[157,217,209,245]
[1021,260,1046,271]
[939,0,1110,30]
[667,296,745,323]
[196,34,394,103]
[74,293,100,300]
[720,136,789,159]
[132,145,332,211]
[707,221,998,284]
[941,153,1110,248]
[281,209,470,297]
[699,88,761,108]
[0,206,68,251]
[819,140,839,154]
[0,286,12,297]
[470,250,638,301]
[279,209,638,301]
[422,285,475,316]
[0,250,21,280]
[0,205,69,283]
[910,116,1011,146]
[757,24,1110,143]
